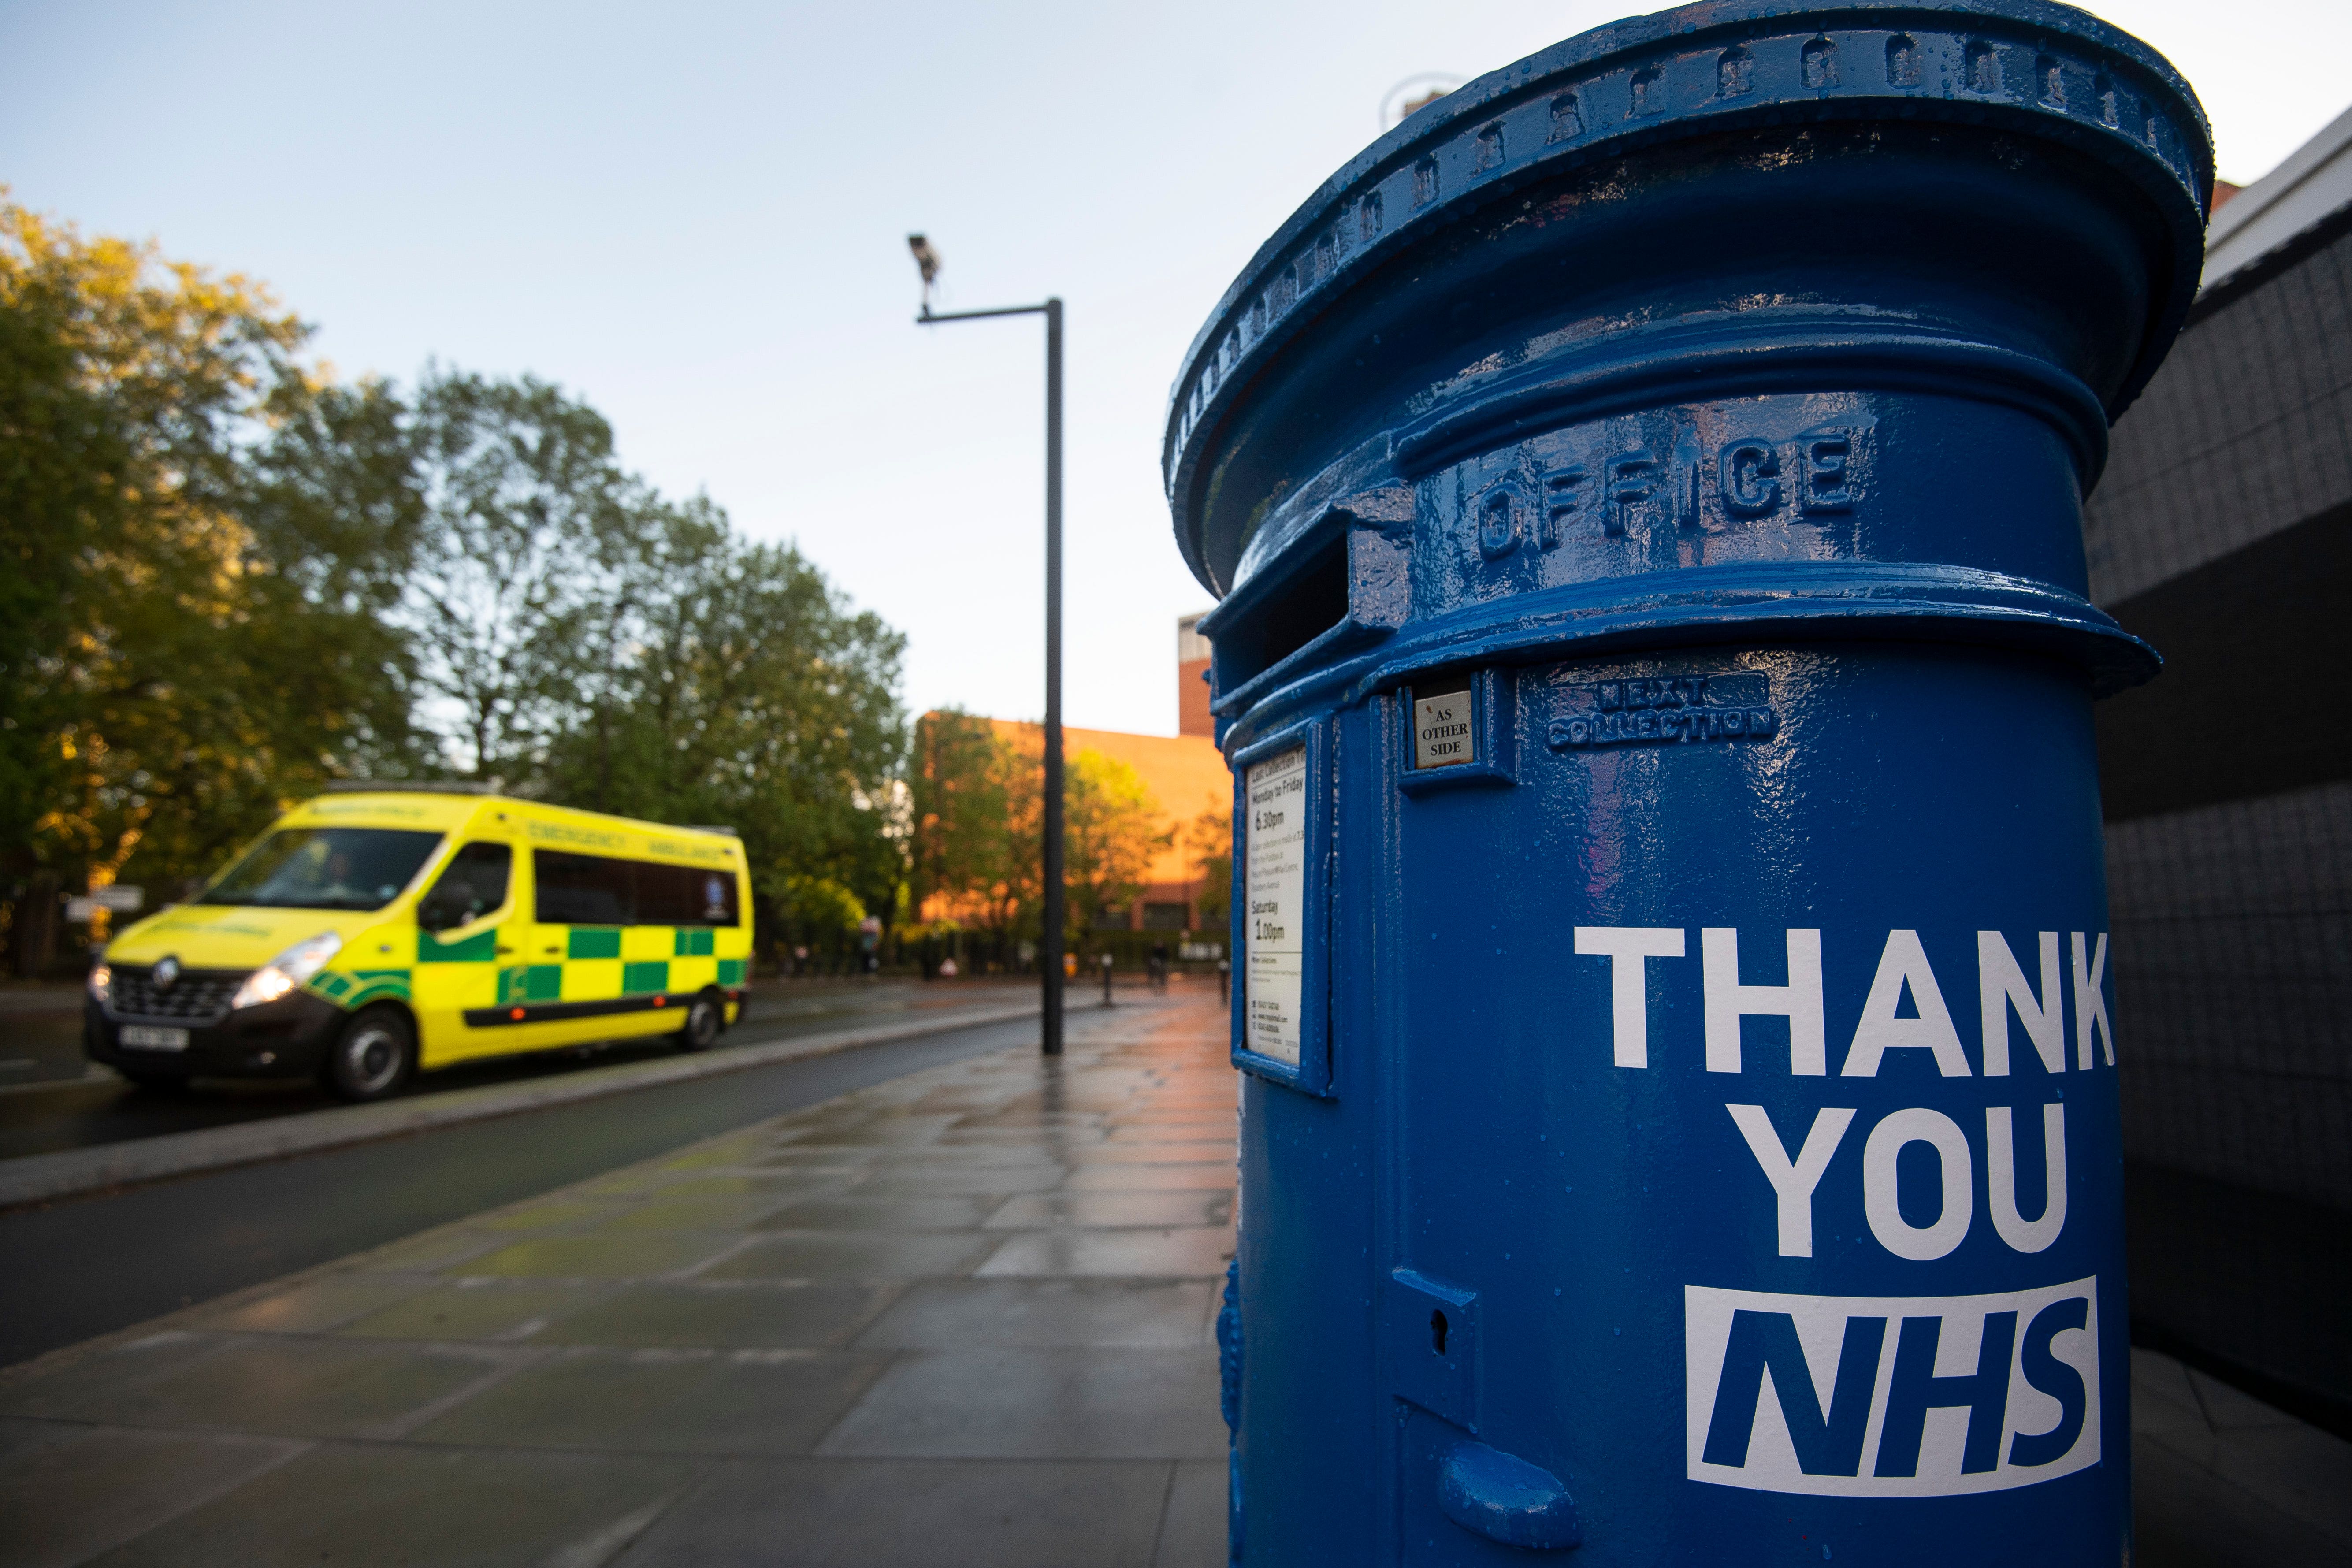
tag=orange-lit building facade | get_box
[920,613,1227,933]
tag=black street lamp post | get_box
[908,236,1064,1055]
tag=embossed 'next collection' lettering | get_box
[1549,673,1780,750]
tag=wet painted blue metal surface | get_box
[1170,3,2211,1562]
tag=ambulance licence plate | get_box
[120,1026,189,1051]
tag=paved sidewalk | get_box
[0,989,1234,1568]
[7,974,2344,1567]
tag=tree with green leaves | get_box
[537,519,909,947]
[0,198,417,970]
[3,196,915,977]
[910,708,1021,939]
[1063,748,1168,934]
[1186,800,1232,930]
[910,716,1172,947]
[397,367,638,782]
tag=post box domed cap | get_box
[1165,0,2214,596]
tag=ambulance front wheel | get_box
[324,1006,416,1102]
[676,989,725,1052]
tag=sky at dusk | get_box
[6,0,2345,736]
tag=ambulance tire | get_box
[324,1006,416,1103]
[675,989,725,1052]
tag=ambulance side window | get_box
[532,850,738,927]
[535,851,634,925]
[637,863,739,926]
[418,843,513,932]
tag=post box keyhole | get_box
[1431,1309,1449,1356]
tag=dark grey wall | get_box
[2087,212,2352,1428]
[2088,220,2352,606]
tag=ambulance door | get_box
[409,837,521,1066]
[482,843,592,1057]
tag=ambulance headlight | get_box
[88,959,112,1007]
[232,931,343,1010]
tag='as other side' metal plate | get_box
[1244,745,1308,1065]
[1414,690,1474,769]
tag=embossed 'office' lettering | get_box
[1609,453,1657,537]
[1479,490,1520,560]
[1720,440,1781,516]
[1491,427,1870,543]
[1544,465,1588,535]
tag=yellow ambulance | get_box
[85,785,752,1101]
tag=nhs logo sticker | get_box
[1686,1278,2099,1497]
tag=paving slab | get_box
[471,1196,635,1231]
[528,1280,896,1349]
[0,1418,306,1568]
[455,1230,745,1280]
[815,1346,1226,1460]
[698,1230,994,1280]
[590,1192,798,1232]
[410,1345,890,1455]
[1155,1457,1232,1568]
[189,1272,438,1334]
[985,1189,1234,1229]
[619,1457,1174,1568]
[0,1330,526,1440]
[86,1441,699,1567]
[339,1278,615,1343]
[847,1163,1068,1196]
[616,1170,853,1200]
[975,1225,1234,1279]
[856,1278,1216,1351]
[756,1193,1000,1230]
[1065,1162,1236,1191]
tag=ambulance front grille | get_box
[110,967,246,1023]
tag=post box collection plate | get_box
[1174,2,2211,1564]
[1242,744,1308,1065]
[1230,720,1334,1094]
